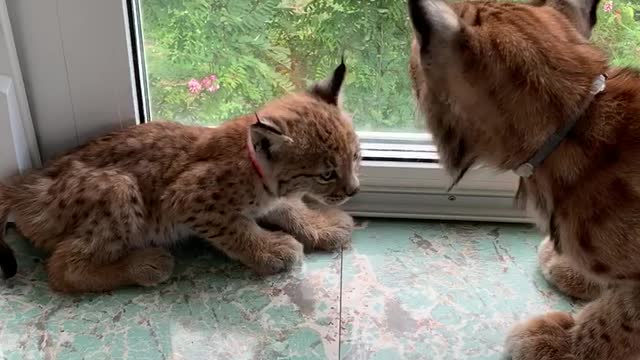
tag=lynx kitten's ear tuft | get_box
[309,59,347,105]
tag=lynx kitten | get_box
[0,62,360,293]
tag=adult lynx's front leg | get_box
[506,287,640,360]
[538,237,602,301]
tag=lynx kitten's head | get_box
[250,62,360,205]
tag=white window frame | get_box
[0,0,40,179]
[348,131,524,222]
[7,0,528,223]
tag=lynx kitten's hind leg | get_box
[39,168,174,292]
[48,244,174,293]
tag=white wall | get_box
[0,0,40,178]
[6,0,139,161]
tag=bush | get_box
[140,0,639,130]
[592,0,640,68]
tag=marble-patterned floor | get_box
[0,220,574,360]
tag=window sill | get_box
[344,160,529,223]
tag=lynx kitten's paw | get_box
[128,248,175,287]
[313,209,354,251]
[252,232,304,275]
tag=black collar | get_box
[514,74,607,178]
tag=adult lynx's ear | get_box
[309,58,346,106]
[250,114,293,160]
[532,0,602,37]
[408,0,464,56]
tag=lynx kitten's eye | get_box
[319,170,338,182]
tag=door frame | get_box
[0,0,40,176]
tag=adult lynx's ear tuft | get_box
[532,0,603,37]
[408,0,462,53]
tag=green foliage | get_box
[592,0,640,68]
[140,0,640,130]
[140,0,418,129]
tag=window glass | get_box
[138,0,640,130]
[139,0,419,131]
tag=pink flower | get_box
[201,74,220,93]
[188,78,202,94]
[201,76,212,89]
[603,1,613,12]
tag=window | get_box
[130,0,524,221]
[135,0,640,131]
[9,0,638,222]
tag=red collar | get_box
[247,142,265,179]
[247,142,276,196]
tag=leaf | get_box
[620,5,635,26]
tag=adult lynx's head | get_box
[249,61,360,206]
[408,0,607,184]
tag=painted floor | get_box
[0,220,574,360]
